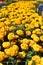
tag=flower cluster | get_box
[28,55,43,65]
[0,1,43,65]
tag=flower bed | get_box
[0,1,43,65]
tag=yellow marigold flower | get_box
[25,24,29,28]
[34,22,39,28]
[16,30,24,36]
[36,63,40,65]
[0,27,5,32]
[9,16,14,19]
[32,43,42,51]
[32,55,41,63]
[0,18,5,21]
[40,36,43,42]
[4,20,11,25]
[41,26,43,29]
[5,26,9,31]
[4,48,11,56]
[29,24,34,29]
[39,21,43,26]
[22,19,28,24]
[0,51,5,62]
[31,34,39,42]
[12,45,19,51]
[26,31,31,36]
[5,48,18,56]
[18,51,26,58]
[8,33,14,40]
[4,45,19,56]
[0,33,4,39]
[22,38,29,44]
[32,29,42,34]
[29,40,35,47]
[40,57,43,65]
[14,20,21,25]
[0,63,3,65]
[0,22,4,28]
[28,60,33,65]
[0,27,7,36]
[39,17,43,25]
[14,35,19,39]
[2,42,10,48]
[20,43,29,50]
[9,26,15,31]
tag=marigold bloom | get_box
[18,51,26,58]
[8,33,14,40]
[20,43,29,50]
[2,42,10,48]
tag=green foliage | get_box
[0,4,3,8]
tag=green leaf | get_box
[31,49,37,55]
[27,55,32,59]
[15,62,18,65]
[28,51,33,55]
[8,57,14,61]
[0,4,3,8]
[16,26,25,31]
[26,52,32,59]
